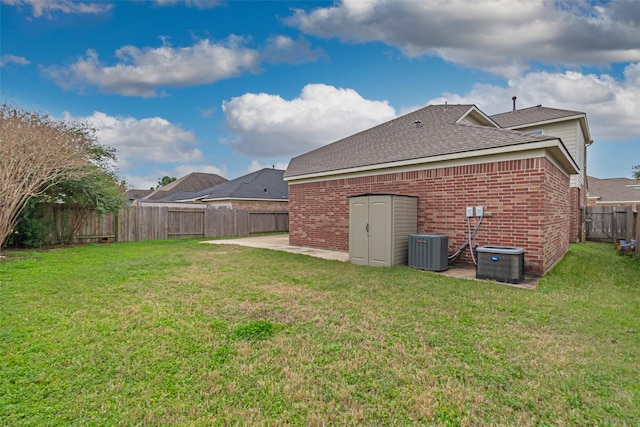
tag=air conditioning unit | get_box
[476,246,525,284]
[408,234,448,271]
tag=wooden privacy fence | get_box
[42,204,288,244]
[585,205,638,248]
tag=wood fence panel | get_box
[585,205,635,243]
[168,210,205,238]
[38,203,288,244]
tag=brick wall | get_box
[229,200,289,211]
[289,157,571,276]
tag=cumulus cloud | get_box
[427,63,640,141]
[263,35,325,64]
[2,0,113,18]
[63,111,203,170]
[44,37,261,97]
[221,83,396,157]
[0,54,30,67]
[286,0,640,77]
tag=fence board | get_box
[40,204,287,244]
[585,205,636,243]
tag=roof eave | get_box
[285,138,579,182]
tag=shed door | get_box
[349,197,369,265]
[368,196,391,267]
[349,195,392,267]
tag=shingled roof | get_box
[587,176,640,204]
[490,105,585,128]
[168,168,288,202]
[142,172,227,201]
[285,104,573,179]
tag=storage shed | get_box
[349,194,417,267]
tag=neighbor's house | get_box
[587,176,640,209]
[135,172,228,204]
[284,103,590,276]
[167,168,288,211]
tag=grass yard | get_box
[1,239,639,426]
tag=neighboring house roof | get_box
[168,168,288,202]
[285,104,577,180]
[142,172,228,201]
[125,189,154,200]
[587,176,640,204]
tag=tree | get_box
[633,164,640,181]
[42,159,126,244]
[0,103,106,248]
[154,175,177,190]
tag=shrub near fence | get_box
[41,203,288,244]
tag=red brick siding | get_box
[568,186,581,243]
[289,157,571,276]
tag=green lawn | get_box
[1,239,638,426]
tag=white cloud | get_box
[263,35,325,64]
[427,63,640,141]
[221,83,396,157]
[63,111,203,170]
[2,0,113,18]
[0,54,30,67]
[45,37,261,97]
[286,0,640,77]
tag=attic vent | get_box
[414,120,422,128]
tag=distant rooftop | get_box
[587,176,640,203]
[167,168,288,202]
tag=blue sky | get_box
[1,0,639,189]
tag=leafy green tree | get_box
[1,103,126,248]
[1,103,99,249]
[43,166,126,244]
[633,164,640,181]
[5,198,49,248]
[154,175,177,190]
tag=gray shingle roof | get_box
[168,168,288,202]
[490,105,585,128]
[142,172,228,201]
[285,104,560,178]
[587,176,640,203]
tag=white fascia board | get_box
[200,197,288,202]
[505,114,586,130]
[286,139,578,184]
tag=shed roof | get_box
[490,105,585,128]
[169,168,288,202]
[285,104,573,179]
[587,176,640,203]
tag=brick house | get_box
[284,103,589,276]
[169,168,288,211]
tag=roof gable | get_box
[285,104,568,179]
